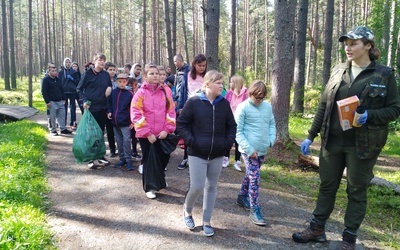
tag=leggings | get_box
[238,154,264,208]
[184,156,223,223]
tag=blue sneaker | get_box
[184,213,195,230]
[236,194,250,210]
[126,162,134,171]
[203,225,214,237]
[114,160,126,168]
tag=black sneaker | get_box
[61,129,73,134]
[131,153,142,161]
[109,149,117,157]
[98,157,110,166]
[50,131,58,136]
[177,159,188,170]
[88,160,97,169]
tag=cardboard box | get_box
[336,95,360,131]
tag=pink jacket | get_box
[131,82,176,138]
[225,86,248,114]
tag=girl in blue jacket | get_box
[234,80,276,226]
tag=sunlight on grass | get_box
[0,120,55,249]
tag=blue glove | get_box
[67,75,74,81]
[300,139,312,155]
[357,110,368,125]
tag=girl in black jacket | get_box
[177,70,236,237]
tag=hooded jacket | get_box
[131,82,176,138]
[174,63,191,111]
[177,92,237,160]
[108,87,133,127]
[58,58,79,94]
[76,68,112,112]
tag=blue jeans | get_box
[64,93,76,126]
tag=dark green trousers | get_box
[312,141,377,232]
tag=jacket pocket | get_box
[356,124,388,159]
[367,84,387,109]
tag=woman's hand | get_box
[147,134,157,144]
[157,130,168,140]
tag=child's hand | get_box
[147,134,157,144]
[107,113,112,119]
[157,130,168,139]
[250,151,258,159]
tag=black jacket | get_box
[41,75,65,104]
[58,67,79,94]
[76,68,112,112]
[177,92,237,160]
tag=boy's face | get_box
[107,67,117,77]
[159,70,166,83]
[65,60,71,69]
[134,66,141,76]
[124,67,130,74]
[94,58,105,70]
[117,79,128,89]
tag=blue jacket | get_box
[235,99,276,156]
[76,68,112,112]
[58,67,79,94]
[108,87,133,127]
[177,92,237,160]
[174,63,191,111]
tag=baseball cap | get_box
[116,74,128,79]
[339,26,374,42]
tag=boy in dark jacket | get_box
[41,63,72,135]
[59,57,79,128]
[107,74,134,171]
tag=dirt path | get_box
[29,113,379,250]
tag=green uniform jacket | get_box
[307,61,400,159]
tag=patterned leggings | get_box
[238,154,264,207]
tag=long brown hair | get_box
[190,54,207,80]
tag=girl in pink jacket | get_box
[131,64,176,199]
[223,75,248,171]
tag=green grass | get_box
[0,79,55,248]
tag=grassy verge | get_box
[262,116,400,249]
[0,120,55,249]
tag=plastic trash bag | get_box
[72,110,106,163]
[143,144,166,191]
[159,133,180,155]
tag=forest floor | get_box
[28,112,395,250]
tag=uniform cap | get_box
[339,26,374,42]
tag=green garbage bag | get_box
[72,110,106,163]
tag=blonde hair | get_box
[202,70,224,91]
[230,75,244,94]
[248,80,267,97]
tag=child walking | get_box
[223,75,248,170]
[177,70,236,236]
[131,64,176,199]
[235,80,276,226]
[107,74,134,170]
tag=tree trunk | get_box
[386,0,396,67]
[292,0,308,114]
[229,0,237,77]
[8,0,16,89]
[271,0,296,145]
[163,0,174,70]
[192,0,198,55]
[142,0,147,65]
[1,0,10,90]
[204,0,220,70]
[152,0,158,64]
[264,0,270,84]
[322,0,334,86]
[339,0,346,62]
[28,0,33,107]
[311,0,319,87]
[180,0,189,63]
[172,0,177,57]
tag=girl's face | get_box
[207,79,224,96]
[72,64,78,71]
[194,61,207,75]
[146,68,159,84]
[159,70,166,83]
[344,39,371,64]
[250,94,265,106]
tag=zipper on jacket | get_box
[114,89,122,127]
[207,105,215,160]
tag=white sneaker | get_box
[138,164,143,174]
[222,157,229,168]
[146,190,156,199]
[234,161,242,171]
